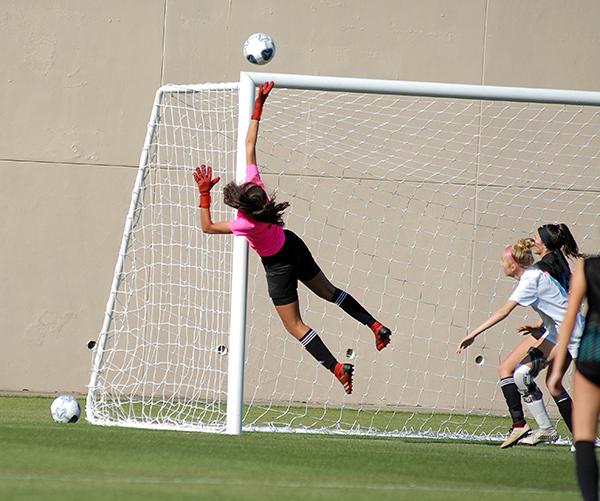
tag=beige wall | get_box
[2,0,600,395]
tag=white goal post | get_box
[87,72,600,440]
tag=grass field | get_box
[0,395,580,500]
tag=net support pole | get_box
[87,87,164,415]
[226,73,255,435]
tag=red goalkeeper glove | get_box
[251,81,274,121]
[193,165,220,208]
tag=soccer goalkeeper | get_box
[193,81,391,394]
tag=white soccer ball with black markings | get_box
[51,395,81,424]
[244,33,276,65]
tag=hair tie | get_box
[537,225,556,250]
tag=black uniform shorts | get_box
[260,230,321,306]
[576,359,600,387]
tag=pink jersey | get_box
[228,164,286,257]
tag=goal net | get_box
[87,72,600,441]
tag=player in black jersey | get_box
[549,256,600,501]
[531,223,581,291]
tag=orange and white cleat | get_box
[334,363,354,394]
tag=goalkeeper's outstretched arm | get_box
[246,119,259,167]
[246,82,274,167]
[192,165,232,234]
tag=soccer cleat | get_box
[334,363,354,394]
[520,426,559,446]
[500,423,531,449]
[371,321,391,351]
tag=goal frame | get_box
[87,71,600,436]
[235,70,600,435]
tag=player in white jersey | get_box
[457,239,584,447]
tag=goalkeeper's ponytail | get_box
[223,182,289,227]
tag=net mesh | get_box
[88,81,600,440]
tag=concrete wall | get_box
[2,0,600,395]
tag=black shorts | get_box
[575,326,600,386]
[260,230,321,306]
[530,328,545,341]
[576,359,600,387]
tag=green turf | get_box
[242,402,525,437]
[0,395,580,500]
[97,397,572,439]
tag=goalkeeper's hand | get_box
[193,165,220,208]
[251,81,274,121]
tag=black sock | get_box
[332,289,375,327]
[553,391,573,433]
[500,377,525,425]
[575,441,598,501]
[299,329,337,373]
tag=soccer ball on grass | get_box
[243,33,276,65]
[51,395,81,423]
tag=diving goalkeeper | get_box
[192,81,391,394]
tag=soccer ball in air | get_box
[51,395,81,424]
[243,33,276,65]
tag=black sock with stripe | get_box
[299,329,337,373]
[500,377,525,425]
[332,289,375,327]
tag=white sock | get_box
[525,398,553,429]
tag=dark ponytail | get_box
[539,223,581,259]
[223,182,289,227]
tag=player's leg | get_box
[274,301,353,394]
[262,234,353,394]
[545,356,574,434]
[499,335,538,379]
[514,339,558,445]
[572,370,600,501]
[303,270,392,351]
[498,336,537,448]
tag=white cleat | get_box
[520,426,559,445]
[500,423,531,449]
